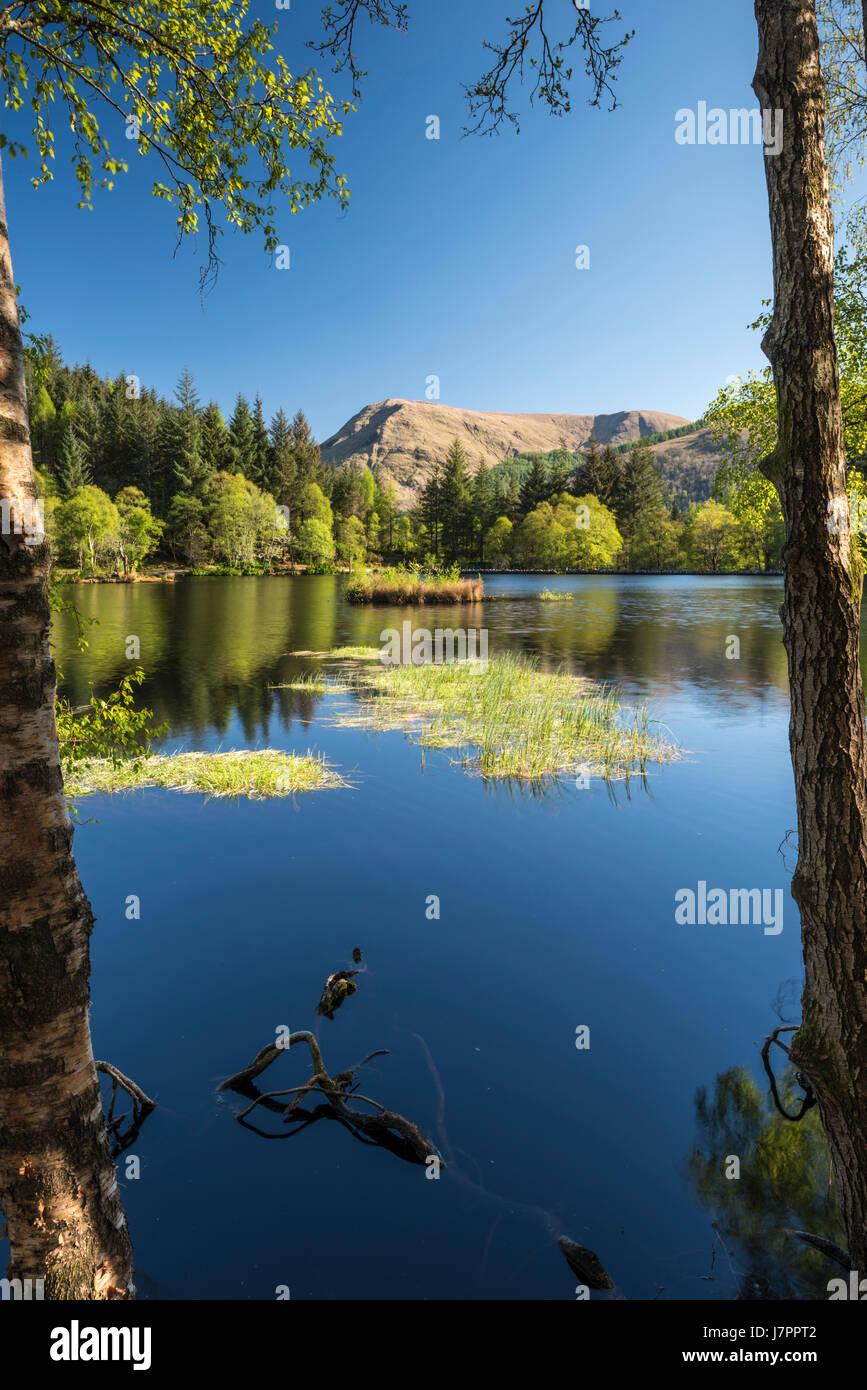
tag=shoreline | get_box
[56,566,784,585]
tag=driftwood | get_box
[94,1061,156,1155]
[558,1236,615,1290]
[219,1029,439,1166]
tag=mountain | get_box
[321,399,700,507]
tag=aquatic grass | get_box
[539,589,574,601]
[319,650,678,783]
[324,645,383,659]
[269,673,351,693]
[64,749,346,799]
[288,646,382,660]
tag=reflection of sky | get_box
[26,575,826,1301]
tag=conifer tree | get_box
[269,407,296,507]
[228,394,257,476]
[519,456,549,515]
[440,438,471,560]
[175,364,200,416]
[420,459,443,559]
[251,395,272,491]
[287,409,324,500]
[57,428,92,498]
[199,401,230,477]
[616,440,667,566]
[471,459,495,560]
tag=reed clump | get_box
[320,650,678,783]
[345,564,484,606]
[65,749,346,799]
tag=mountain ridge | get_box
[321,398,703,506]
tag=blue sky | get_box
[5,0,791,441]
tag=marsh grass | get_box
[318,650,678,783]
[287,646,382,660]
[65,749,346,799]
[270,673,351,693]
[345,564,484,606]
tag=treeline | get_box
[28,341,344,573]
[415,435,784,571]
[611,422,697,453]
[27,342,780,575]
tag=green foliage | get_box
[336,514,366,570]
[612,422,697,453]
[116,488,164,573]
[614,440,668,566]
[205,471,280,570]
[56,666,166,819]
[703,232,867,561]
[296,516,335,570]
[685,500,745,572]
[512,493,622,570]
[0,0,355,287]
[485,515,513,566]
[54,484,119,572]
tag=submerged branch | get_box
[220,1029,438,1166]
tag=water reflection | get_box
[687,1061,843,1299]
[17,572,852,1302]
[51,575,794,748]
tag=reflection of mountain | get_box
[687,1064,843,1299]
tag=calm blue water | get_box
[5,574,838,1299]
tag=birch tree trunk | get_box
[754,0,867,1270]
[0,153,132,1298]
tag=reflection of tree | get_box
[53,576,341,741]
[687,1065,844,1299]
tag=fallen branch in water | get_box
[558,1236,615,1290]
[219,1030,438,1166]
[95,1061,157,1156]
[95,1061,156,1122]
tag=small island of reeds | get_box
[345,564,484,606]
[64,749,346,800]
[302,650,679,784]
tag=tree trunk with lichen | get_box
[0,153,132,1299]
[754,0,867,1269]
